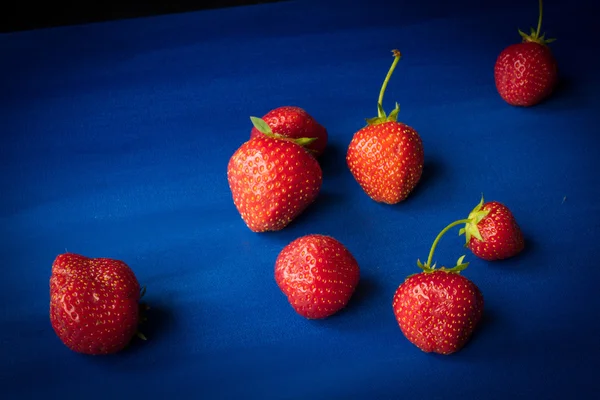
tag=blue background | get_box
[2,0,599,398]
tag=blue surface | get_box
[2,0,599,398]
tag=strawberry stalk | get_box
[416,195,494,273]
[535,0,543,38]
[417,219,472,274]
[250,116,316,147]
[366,49,402,125]
[518,0,555,45]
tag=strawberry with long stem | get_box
[414,195,525,264]
[369,50,402,125]
[494,0,558,106]
[393,220,484,355]
[346,50,424,204]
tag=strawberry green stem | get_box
[377,50,402,119]
[536,0,543,38]
[425,219,471,268]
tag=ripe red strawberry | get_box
[392,261,484,355]
[392,220,484,355]
[494,0,558,106]
[347,50,424,204]
[275,234,360,319]
[250,106,328,157]
[459,196,525,261]
[49,253,146,355]
[228,117,322,232]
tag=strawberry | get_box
[494,0,558,106]
[459,196,525,261]
[392,221,484,355]
[250,106,328,157]
[346,50,424,204]
[392,260,484,355]
[275,234,360,319]
[49,253,146,355]
[227,117,322,232]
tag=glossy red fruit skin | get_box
[494,41,558,107]
[227,136,322,232]
[49,253,141,355]
[392,270,484,355]
[275,234,360,319]
[346,120,424,204]
[468,201,525,261]
[250,106,328,157]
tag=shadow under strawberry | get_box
[282,190,350,229]
[317,141,348,178]
[407,160,444,201]
[119,299,179,356]
[343,275,381,312]
[308,275,386,331]
[528,76,577,109]
[551,77,574,99]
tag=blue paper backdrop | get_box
[1,0,599,398]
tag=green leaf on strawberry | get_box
[250,116,274,135]
[250,116,317,147]
[249,106,328,156]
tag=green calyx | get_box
[365,49,403,126]
[518,0,556,45]
[458,194,490,244]
[250,116,316,147]
[415,255,470,276]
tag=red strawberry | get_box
[228,117,322,232]
[494,0,558,106]
[275,234,360,319]
[459,196,525,261]
[392,221,484,355]
[392,261,484,355]
[49,253,146,355]
[347,50,424,204]
[250,106,328,157]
